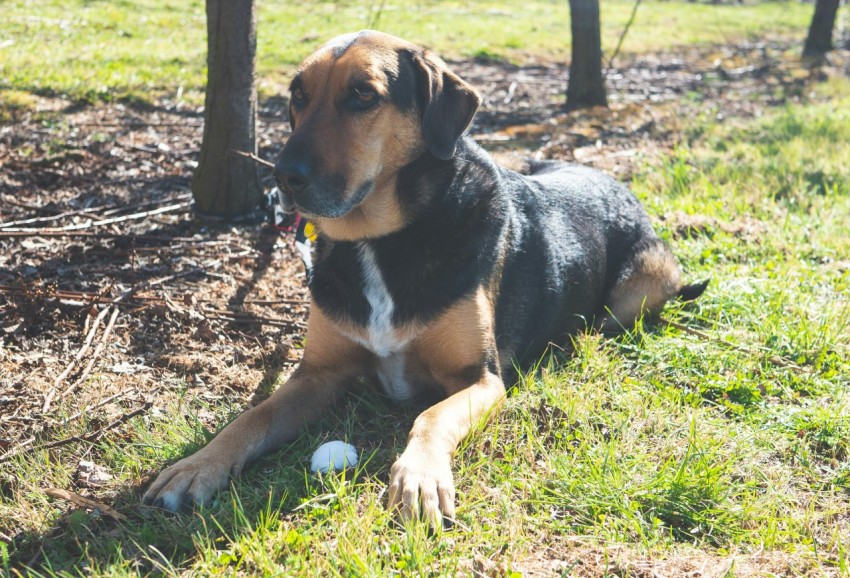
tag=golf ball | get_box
[310,440,358,473]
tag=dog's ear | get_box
[411,51,481,160]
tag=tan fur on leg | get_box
[386,288,506,528]
[143,304,369,511]
[600,244,682,333]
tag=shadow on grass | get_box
[6,386,422,575]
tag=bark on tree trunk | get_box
[566,0,608,110]
[192,0,262,218]
[803,0,841,57]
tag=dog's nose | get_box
[274,161,310,195]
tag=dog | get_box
[143,30,707,527]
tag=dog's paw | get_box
[387,450,456,529]
[142,450,237,512]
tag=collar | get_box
[268,187,317,277]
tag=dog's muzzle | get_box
[273,159,372,218]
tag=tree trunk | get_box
[566,0,608,110]
[192,0,262,218]
[803,0,840,57]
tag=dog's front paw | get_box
[387,449,456,529]
[143,449,238,512]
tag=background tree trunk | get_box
[803,0,840,57]
[192,0,262,218]
[566,0,608,110]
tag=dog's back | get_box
[469,148,704,370]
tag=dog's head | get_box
[274,30,481,240]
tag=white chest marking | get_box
[357,243,398,357]
[355,243,415,401]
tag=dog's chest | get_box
[344,243,418,401]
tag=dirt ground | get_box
[1,38,848,571]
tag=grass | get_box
[3,76,849,575]
[0,0,813,105]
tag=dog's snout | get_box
[281,172,308,195]
[274,161,310,195]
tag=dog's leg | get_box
[388,288,505,527]
[599,239,684,334]
[600,238,708,334]
[143,305,366,511]
[387,372,505,528]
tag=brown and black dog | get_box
[143,31,706,527]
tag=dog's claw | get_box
[388,450,456,530]
[143,450,234,512]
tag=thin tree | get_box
[192,0,263,218]
[803,0,841,58]
[566,0,607,110]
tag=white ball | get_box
[310,441,358,474]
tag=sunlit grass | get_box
[0,0,813,105]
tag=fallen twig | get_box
[57,255,250,389]
[1,201,191,233]
[44,488,125,521]
[204,312,304,330]
[0,285,146,304]
[0,206,105,229]
[111,251,252,304]
[73,121,202,128]
[1,195,54,212]
[230,149,275,168]
[98,192,193,217]
[40,403,152,451]
[0,231,202,242]
[203,307,300,319]
[43,305,112,413]
[35,251,250,411]
[1,252,251,307]
[2,389,146,462]
[243,298,310,305]
[0,284,238,307]
[60,307,121,399]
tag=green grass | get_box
[4,77,850,576]
[0,0,813,105]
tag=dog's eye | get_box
[291,88,306,107]
[347,86,379,111]
[354,87,376,104]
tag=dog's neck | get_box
[310,176,408,241]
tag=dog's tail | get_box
[677,278,710,302]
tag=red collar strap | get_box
[268,187,316,277]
